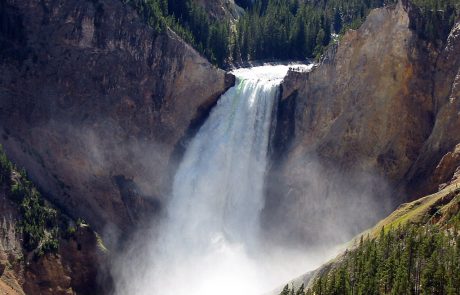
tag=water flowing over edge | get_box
[157,65,285,295]
[113,63,340,295]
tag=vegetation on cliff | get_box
[124,0,459,66]
[410,0,460,44]
[123,0,230,66]
[280,186,460,295]
[0,146,75,257]
[233,0,396,61]
[0,146,109,294]
[0,146,59,256]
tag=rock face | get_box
[405,20,460,195]
[0,186,106,295]
[266,1,460,245]
[430,144,460,191]
[0,187,24,295]
[0,0,234,235]
[193,0,242,20]
[22,225,108,295]
[278,1,433,183]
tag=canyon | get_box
[0,0,459,293]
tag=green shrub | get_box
[0,145,12,185]
[0,146,60,255]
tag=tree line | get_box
[125,0,459,67]
[410,0,459,45]
[233,0,396,62]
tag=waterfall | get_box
[158,66,283,294]
[155,66,287,295]
[166,69,281,250]
[116,64,321,295]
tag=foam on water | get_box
[232,63,315,81]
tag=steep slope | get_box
[0,0,234,235]
[0,147,108,295]
[278,1,433,181]
[279,180,460,294]
[405,19,460,196]
[265,0,460,245]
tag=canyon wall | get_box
[0,0,234,235]
[266,1,460,245]
[405,19,460,196]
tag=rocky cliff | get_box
[0,0,234,237]
[265,1,460,245]
[405,18,460,196]
[193,0,242,20]
[0,171,108,295]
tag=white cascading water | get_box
[157,66,282,295]
[116,64,325,295]
[170,67,280,245]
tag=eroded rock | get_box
[267,1,460,245]
[0,0,234,235]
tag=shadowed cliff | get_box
[0,0,234,237]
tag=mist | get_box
[111,65,393,295]
[263,153,394,250]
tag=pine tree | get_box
[280,284,290,295]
